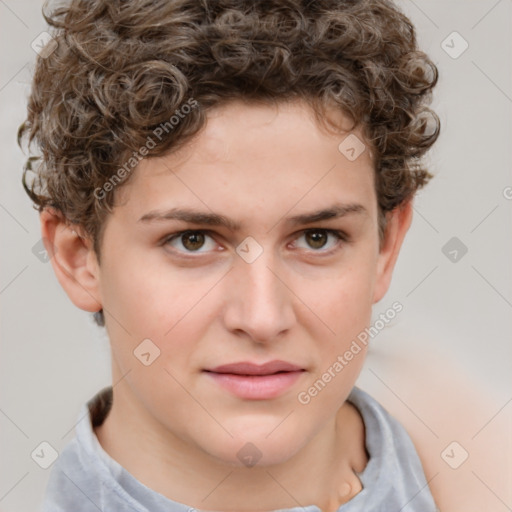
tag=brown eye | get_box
[164,230,217,253]
[181,231,205,251]
[293,229,345,252]
[304,229,328,249]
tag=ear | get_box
[372,199,413,304]
[40,208,102,313]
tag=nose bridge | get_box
[224,248,294,341]
[245,254,281,304]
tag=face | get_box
[55,100,410,467]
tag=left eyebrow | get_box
[286,203,368,226]
[137,202,367,230]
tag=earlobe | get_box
[372,200,413,304]
[40,208,103,313]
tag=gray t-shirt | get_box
[41,386,438,512]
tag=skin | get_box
[41,99,413,512]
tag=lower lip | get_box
[204,371,304,400]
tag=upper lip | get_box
[205,360,304,376]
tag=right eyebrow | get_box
[138,208,242,231]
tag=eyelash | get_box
[161,228,349,256]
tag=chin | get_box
[201,428,306,469]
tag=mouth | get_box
[203,360,306,400]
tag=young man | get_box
[19,0,440,510]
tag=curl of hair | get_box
[19,0,440,326]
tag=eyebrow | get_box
[137,202,367,229]
[286,203,367,225]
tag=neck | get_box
[95,383,367,512]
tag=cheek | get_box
[293,267,374,418]
[97,260,215,418]
[100,250,214,334]
[99,254,225,375]
[299,258,376,339]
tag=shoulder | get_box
[41,431,105,512]
[343,387,439,512]
[40,388,142,512]
[348,386,418,460]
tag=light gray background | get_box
[1,1,511,511]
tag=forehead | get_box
[115,100,377,224]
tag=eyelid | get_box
[162,229,212,242]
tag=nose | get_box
[222,252,296,343]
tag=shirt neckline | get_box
[77,386,386,512]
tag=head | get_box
[20,0,439,467]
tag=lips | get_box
[203,360,306,400]
[205,360,304,376]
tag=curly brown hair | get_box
[19,0,439,326]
